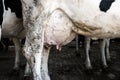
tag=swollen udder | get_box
[44,9,76,50]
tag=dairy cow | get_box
[21,0,120,80]
[0,0,25,70]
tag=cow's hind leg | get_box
[24,47,51,80]
[105,39,110,61]
[41,47,51,80]
[85,37,92,69]
[23,40,43,80]
[100,39,108,68]
[9,38,21,75]
[75,35,79,51]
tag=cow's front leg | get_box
[12,38,21,70]
[41,47,51,80]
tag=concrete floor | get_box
[0,40,120,80]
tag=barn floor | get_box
[0,40,120,80]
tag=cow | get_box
[0,0,25,71]
[1,1,75,79]
[21,0,120,80]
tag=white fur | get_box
[40,0,120,38]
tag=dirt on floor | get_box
[0,40,120,80]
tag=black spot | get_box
[99,0,115,12]
[0,0,4,25]
[4,0,22,18]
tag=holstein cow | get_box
[21,0,120,80]
[0,0,25,71]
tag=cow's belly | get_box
[44,9,76,50]
[2,8,23,38]
[2,19,23,38]
[2,22,24,39]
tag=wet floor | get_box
[0,40,120,80]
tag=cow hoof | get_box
[85,63,92,70]
[8,68,20,76]
[86,66,92,70]
[101,66,110,73]
[101,64,108,69]
[84,68,94,75]
[107,60,112,66]
[75,50,81,57]
[24,76,32,80]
